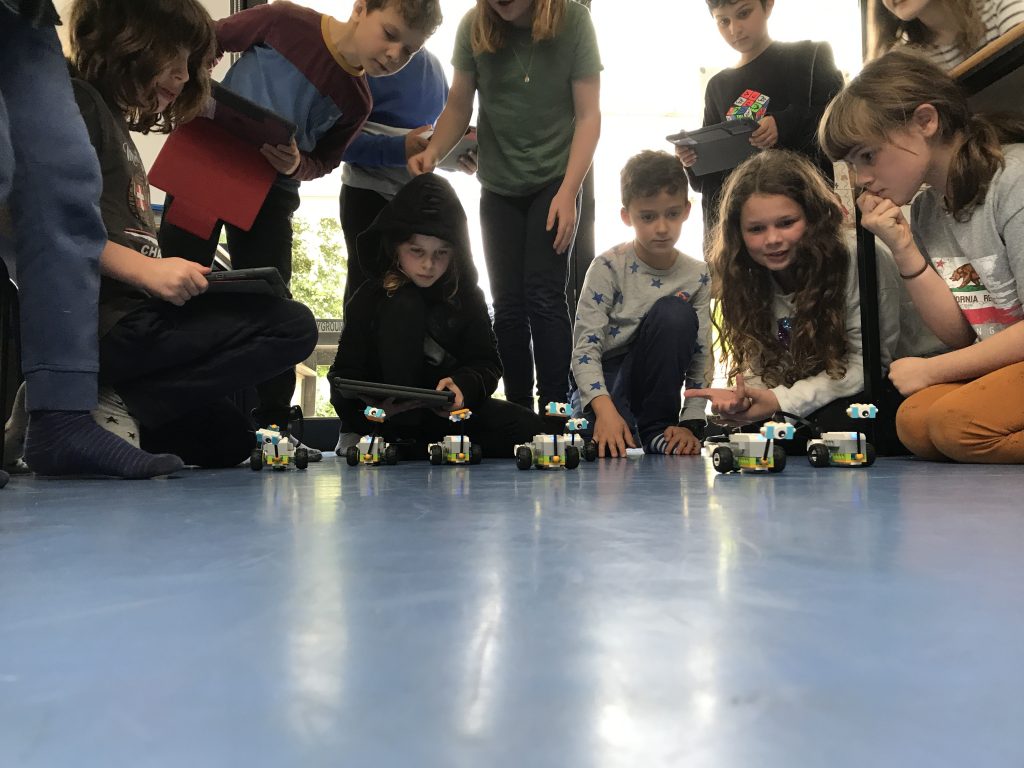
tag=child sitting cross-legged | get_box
[570,150,711,458]
[329,173,543,458]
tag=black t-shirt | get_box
[687,41,844,237]
[72,79,161,336]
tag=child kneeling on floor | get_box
[329,173,543,459]
[59,0,318,468]
[570,150,712,458]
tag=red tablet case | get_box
[149,116,277,239]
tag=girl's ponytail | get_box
[947,112,1024,220]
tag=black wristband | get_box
[900,260,930,280]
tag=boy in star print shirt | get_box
[570,151,711,457]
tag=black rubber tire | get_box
[515,446,533,470]
[294,447,309,470]
[470,444,483,465]
[864,443,877,467]
[769,444,787,473]
[583,440,598,462]
[250,448,263,471]
[345,445,359,467]
[429,445,443,465]
[712,446,733,474]
[384,445,399,466]
[808,444,830,468]
[564,445,580,470]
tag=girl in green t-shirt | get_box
[408,0,602,412]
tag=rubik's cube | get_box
[726,89,770,121]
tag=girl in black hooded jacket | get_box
[329,173,543,458]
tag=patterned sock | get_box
[92,388,141,448]
[0,468,9,489]
[24,411,184,479]
[643,432,671,455]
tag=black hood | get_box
[356,173,477,285]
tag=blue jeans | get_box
[571,295,700,445]
[0,10,106,411]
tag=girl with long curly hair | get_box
[685,149,921,440]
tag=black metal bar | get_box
[956,36,1024,92]
[855,207,882,406]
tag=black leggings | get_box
[479,179,581,410]
[340,184,390,305]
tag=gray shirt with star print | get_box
[571,242,711,422]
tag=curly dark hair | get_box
[367,0,443,37]
[709,150,850,388]
[620,150,689,208]
[68,0,215,134]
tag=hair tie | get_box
[900,260,930,280]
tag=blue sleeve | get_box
[342,131,409,168]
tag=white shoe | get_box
[3,381,28,472]
[336,431,361,454]
[92,387,141,449]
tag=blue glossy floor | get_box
[1,454,1022,767]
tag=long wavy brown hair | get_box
[819,49,1024,221]
[868,0,985,60]
[709,150,850,388]
[471,0,568,54]
[68,0,215,133]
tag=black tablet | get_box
[210,82,297,148]
[205,267,289,298]
[666,118,759,176]
[329,377,456,406]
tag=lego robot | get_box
[428,408,483,465]
[705,420,795,474]
[251,424,309,471]
[806,403,878,468]
[515,401,588,470]
[345,406,399,467]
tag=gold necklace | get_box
[510,42,534,83]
